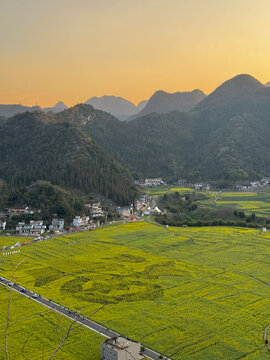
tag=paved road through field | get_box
[0,277,170,360]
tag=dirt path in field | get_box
[264,324,270,350]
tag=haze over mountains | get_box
[85,90,206,121]
[0,101,68,118]
[43,101,68,113]
[56,74,270,184]
[85,95,147,121]
[130,89,206,120]
[2,73,270,200]
[0,104,42,118]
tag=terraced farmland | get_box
[215,192,270,216]
[0,222,270,359]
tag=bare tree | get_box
[47,316,79,360]
[4,258,25,360]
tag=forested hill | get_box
[55,74,270,184]
[4,73,270,190]
[0,111,138,205]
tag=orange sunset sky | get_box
[1,0,270,107]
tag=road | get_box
[0,277,171,360]
[264,324,270,351]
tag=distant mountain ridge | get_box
[43,101,68,113]
[85,95,144,121]
[55,74,270,184]
[0,104,41,118]
[3,73,270,186]
[129,89,206,120]
[0,102,68,118]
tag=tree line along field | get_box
[1,222,270,359]
[0,285,105,359]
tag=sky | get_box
[1,0,270,107]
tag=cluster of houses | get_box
[135,177,211,191]
[16,220,47,235]
[0,201,107,235]
[135,178,166,187]
[72,216,100,230]
[71,203,105,230]
[178,179,211,191]
[116,194,161,219]
[15,219,63,235]
[236,177,270,191]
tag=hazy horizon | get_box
[1,0,270,107]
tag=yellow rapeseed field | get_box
[0,222,270,359]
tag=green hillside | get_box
[0,111,138,205]
[62,75,270,184]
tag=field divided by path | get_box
[0,223,270,359]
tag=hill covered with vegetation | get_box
[58,74,270,185]
[3,74,270,192]
[0,111,138,206]
[5,181,85,224]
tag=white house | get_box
[90,203,105,218]
[16,220,46,235]
[49,219,64,231]
[73,216,89,228]
[0,221,6,231]
[145,178,165,187]
[116,206,133,218]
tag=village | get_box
[0,190,164,253]
[1,176,270,245]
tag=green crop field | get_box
[0,285,105,359]
[214,191,270,216]
[1,222,270,359]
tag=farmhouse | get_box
[90,203,105,218]
[145,178,165,187]
[101,337,141,360]
[0,221,6,231]
[73,216,89,228]
[16,220,46,235]
[49,218,64,231]
[116,206,133,218]
[261,177,270,185]
[178,179,187,186]
[194,183,211,191]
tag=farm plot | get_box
[0,235,31,249]
[144,186,194,196]
[0,223,270,359]
[0,285,104,359]
[215,192,270,216]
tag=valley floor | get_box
[0,222,270,359]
